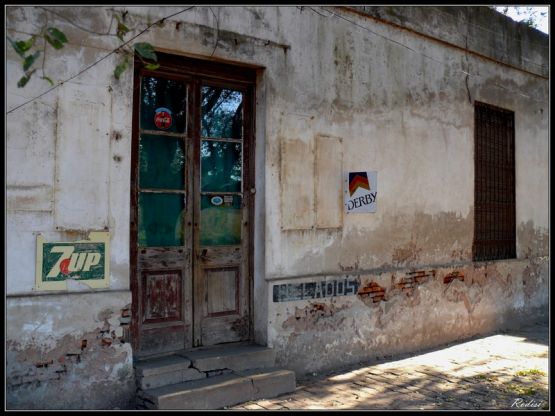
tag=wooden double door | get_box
[130,55,256,357]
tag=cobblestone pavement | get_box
[232,320,549,410]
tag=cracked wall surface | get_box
[6,5,548,406]
[6,292,135,409]
[269,257,549,375]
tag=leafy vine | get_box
[7,8,159,88]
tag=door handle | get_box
[199,249,208,260]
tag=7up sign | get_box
[35,232,110,290]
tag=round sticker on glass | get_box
[154,107,173,130]
[211,196,223,206]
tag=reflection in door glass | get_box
[201,140,241,192]
[200,195,242,246]
[201,87,243,139]
[140,135,185,190]
[138,193,184,247]
[141,77,187,133]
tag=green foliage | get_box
[504,383,537,396]
[23,51,40,71]
[114,58,129,79]
[10,9,161,88]
[116,16,130,41]
[516,369,546,378]
[41,76,54,86]
[44,27,68,49]
[134,42,157,60]
[111,14,161,80]
[9,26,66,88]
[8,36,36,57]
[17,74,31,88]
[494,6,548,31]
[17,68,36,87]
[144,63,161,71]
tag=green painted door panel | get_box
[138,192,185,247]
[139,134,185,190]
[200,195,242,246]
[201,140,242,193]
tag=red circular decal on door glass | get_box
[154,107,172,130]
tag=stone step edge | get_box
[134,355,192,378]
[140,367,296,409]
[135,345,276,378]
[182,346,276,372]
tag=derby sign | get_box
[344,171,377,213]
[35,232,110,290]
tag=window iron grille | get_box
[473,101,516,261]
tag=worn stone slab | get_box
[236,368,296,400]
[144,373,253,410]
[182,344,275,372]
[142,367,296,410]
[139,367,206,390]
[135,355,192,377]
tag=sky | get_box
[494,6,549,34]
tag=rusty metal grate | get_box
[473,101,516,261]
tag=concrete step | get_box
[139,367,296,410]
[180,344,276,373]
[135,355,206,390]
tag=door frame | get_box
[129,53,257,356]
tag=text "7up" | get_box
[47,246,101,278]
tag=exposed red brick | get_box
[444,271,465,284]
[406,270,435,286]
[35,360,53,368]
[357,281,385,296]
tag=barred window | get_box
[473,101,516,261]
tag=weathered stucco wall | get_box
[269,258,549,375]
[6,5,138,409]
[6,5,548,407]
[6,292,134,409]
[258,6,548,374]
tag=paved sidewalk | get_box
[232,320,549,410]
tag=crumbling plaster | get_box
[6,292,135,409]
[6,5,548,404]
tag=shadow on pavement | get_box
[282,320,549,410]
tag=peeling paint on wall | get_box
[6,294,135,410]
[282,301,350,332]
[271,257,548,376]
[5,5,548,407]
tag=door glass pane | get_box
[200,195,241,246]
[140,77,187,133]
[201,86,243,139]
[138,193,184,247]
[140,134,185,190]
[201,140,242,192]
